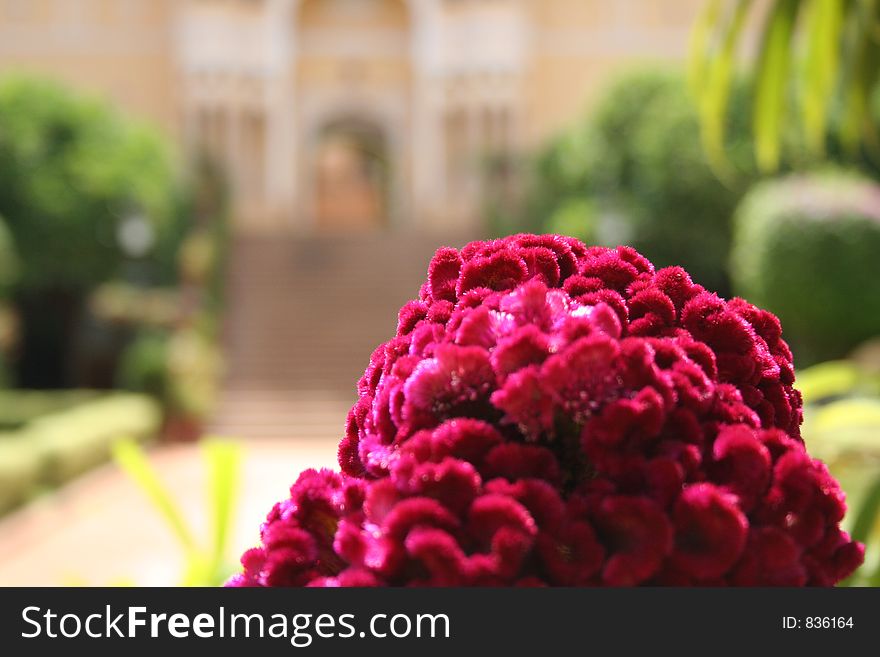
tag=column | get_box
[263,0,298,229]
[408,0,442,230]
[226,102,243,203]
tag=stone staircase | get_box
[208,231,476,441]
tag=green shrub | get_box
[619,73,756,294]
[731,171,880,364]
[545,197,598,246]
[117,330,171,400]
[117,325,222,424]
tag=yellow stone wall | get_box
[0,0,179,135]
[524,0,703,144]
[0,0,707,230]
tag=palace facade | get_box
[0,0,702,233]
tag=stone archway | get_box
[313,117,390,232]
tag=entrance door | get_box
[313,119,389,233]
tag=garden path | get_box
[0,438,337,586]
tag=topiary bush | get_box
[731,171,880,365]
[229,234,863,587]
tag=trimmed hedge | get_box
[0,389,102,430]
[0,392,161,513]
[731,171,880,364]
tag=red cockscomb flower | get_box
[227,235,863,587]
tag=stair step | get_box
[210,230,479,438]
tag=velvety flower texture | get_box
[229,235,864,587]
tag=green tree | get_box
[0,76,184,386]
[690,0,880,172]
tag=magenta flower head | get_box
[228,235,863,586]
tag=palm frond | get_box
[690,0,880,169]
[691,0,754,177]
[801,0,845,153]
[753,0,802,171]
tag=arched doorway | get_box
[295,0,412,233]
[314,118,390,232]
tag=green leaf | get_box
[838,473,880,586]
[839,0,880,154]
[689,0,752,180]
[849,474,880,546]
[753,0,801,171]
[796,360,862,403]
[813,398,880,434]
[804,398,880,459]
[847,472,880,586]
[688,0,724,95]
[203,438,242,571]
[801,0,845,153]
[111,438,196,553]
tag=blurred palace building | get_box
[0,0,702,234]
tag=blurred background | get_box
[0,0,878,586]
